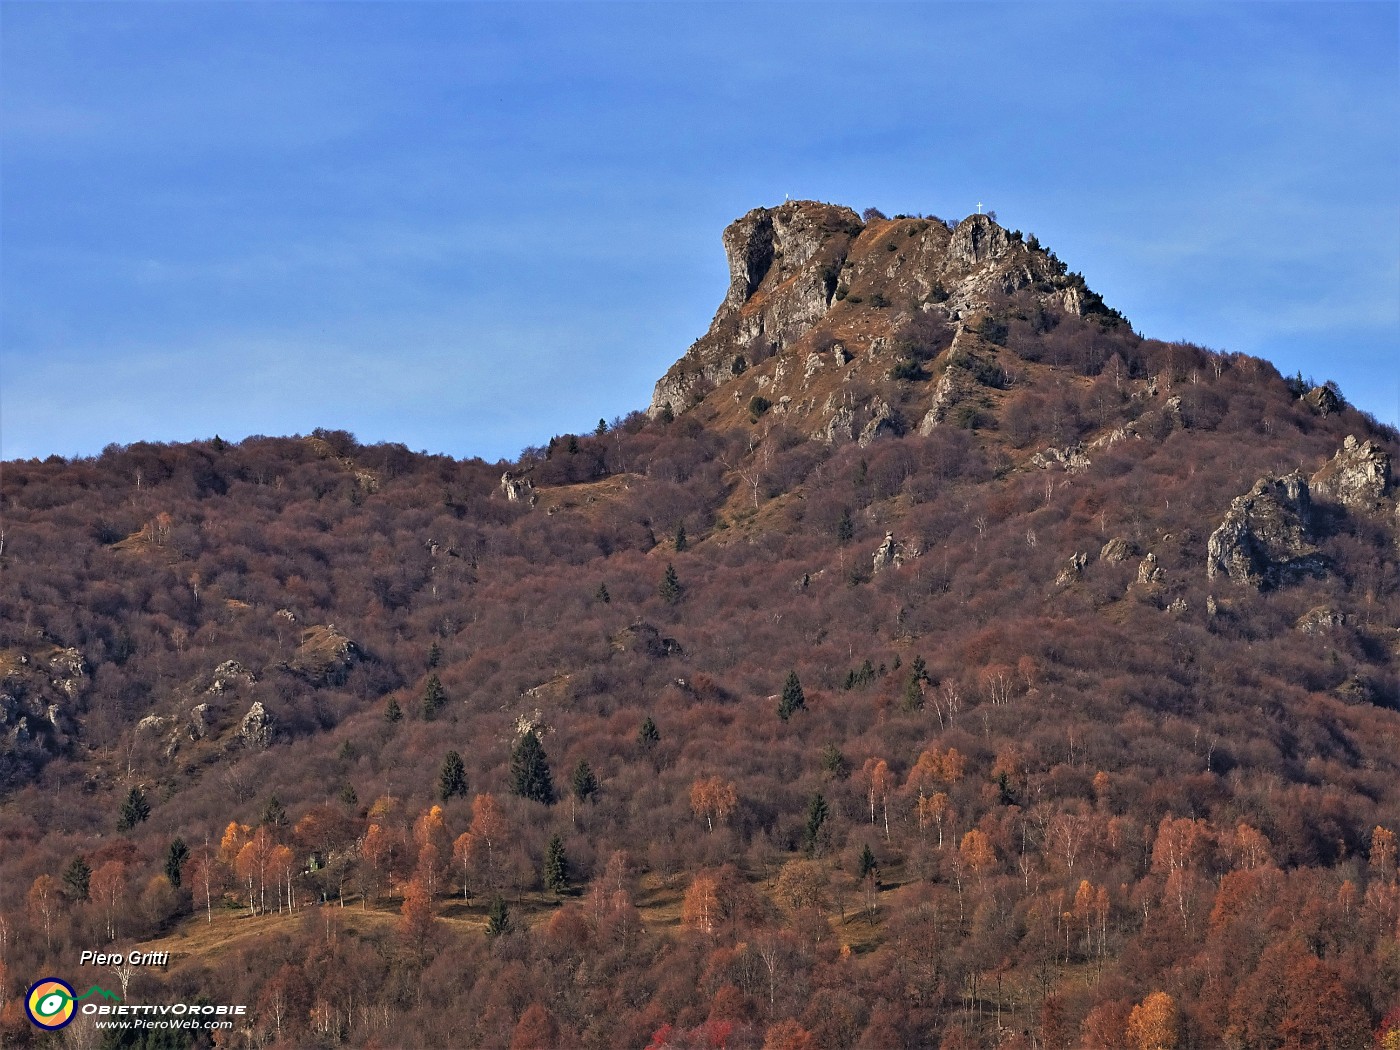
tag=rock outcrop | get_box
[1207,472,1325,587]
[1296,606,1346,633]
[286,625,361,684]
[647,201,1117,441]
[1099,538,1138,563]
[238,701,274,749]
[500,472,538,505]
[1056,552,1089,586]
[611,622,683,659]
[1302,384,1343,416]
[208,660,255,694]
[873,533,918,573]
[1031,444,1091,474]
[1310,435,1391,510]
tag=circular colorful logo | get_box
[26,978,76,1030]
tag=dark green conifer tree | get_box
[595,582,611,604]
[422,674,446,719]
[510,731,555,805]
[570,760,599,803]
[486,895,511,937]
[857,844,878,882]
[385,696,403,723]
[427,641,442,669]
[637,716,661,749]
[837,508,855,545]
[63,857,91,901]
[118,787,150,831]
[803,792,829,856]
[674,523,687,552]
[543,835,569,894]
[165,838,189,889]
[261,795,288,829]
[659,563,682,605]
[778,671,806,721]
[439,750,468,801]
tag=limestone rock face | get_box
[1310,435,1391,510]
[1137,553,1165,585]
[873,532,917,573]
[500,472,537,505]
[188,702,210,741]
[286,625,361,684]
[647,201,1110,438]
[1031,444,1091,474]
[1056,552,1089,587]
[1296,607,1346,633]
[209,660,255,694]
[1302,385,1343,416]
[612,622,683,659]
[1207,472,1325,587]
[238,701,274,749]
[650,201,862,417]
[1100,538,1139,563]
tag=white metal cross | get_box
[977,201,983,214]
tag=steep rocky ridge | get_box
[649,201,1116,444]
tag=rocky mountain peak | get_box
[647,201,1122,442]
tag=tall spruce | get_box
[658,563,682,605]
[637,716,661,749]
[165,838,189,889]
[118,787,150,831]
[422,674,446,719]
[486,895,511,937]
[570,760,599,803]
[385,696,403,723]
[543,835,569,894]
[778,671,807,721]
[803,792,830,856]
[510,730,555,805]
[439,750,468,801]
[63,857,91,901]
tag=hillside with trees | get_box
[1,203,1398,1049]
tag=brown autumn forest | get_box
[1,204,1398,1050]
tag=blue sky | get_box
[3,2,1397,462]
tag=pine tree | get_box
[637,716,661,749]
[510,731,555,805]
[837,508,855,545]
[543,835,569,895]
[421,674,446,719]
[857,844,878,882]
[427,641,442,669]
[658,563,682,605]
[778,671,807,721]
[803,792,829,856]
[674,523,687,552]
[570,760,599,803]
[595,418,608,437]
[118,787,150,831]
[595,582,610,604]
[385,697,403,723]
[165,838,190,889]
[439,750,468,801]
[820,743,850,779]
[901,673,924,712]
[63,857,91,901]
[340,783,359,808]
[486,895,511,937]
[261,795,288,829]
